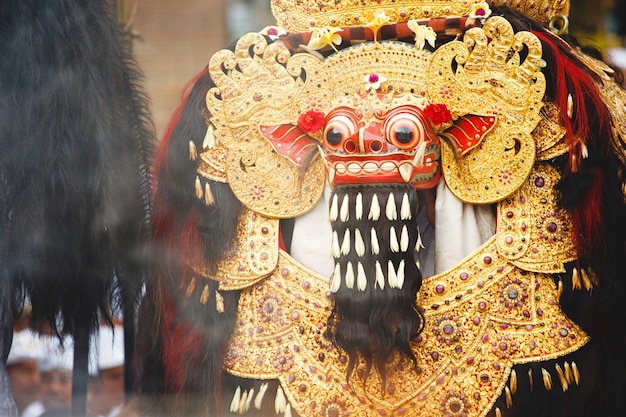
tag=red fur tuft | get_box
[572,168,606,263]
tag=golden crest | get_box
[428,17,546,203]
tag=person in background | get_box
[88,325,125,417]
[38,339,73,416]
[6,330,45,417]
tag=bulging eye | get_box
[324,113,358,150]
[385,112,424,149]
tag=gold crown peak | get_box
[271,0,570,33]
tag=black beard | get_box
[326,184,425,389]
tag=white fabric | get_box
[290,182,334,278]
[20,401,43,417]
[434,179,495,274]
[7,331,45,366]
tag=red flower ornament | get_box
[298,110,326,133]
[423,103,452,126]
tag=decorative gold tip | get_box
[567,94,573,118]
[541,368,553,391]
[580,268,593,291]
[215,290,225,313]
[204,183,215,206]
[557,279,563,298]
[528,368,534,392]
[564,361,573,384]
[195,176,203,200]
[571,268,582,290]
[505,386,513,408]
[555,363,569,392]
[239,390,249,414]
[185,276,197,298]
[200,284,210,305]
[495,406,502,417]
[572,361,580,385]
[189,140,198,161]
[589,268,600,286]
[510,369,517,395]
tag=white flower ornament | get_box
[407,20,437,50]
[364,73,387,91]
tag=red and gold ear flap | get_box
[440,114,497,156]
[260,124,321,167]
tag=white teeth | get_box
[345,262,355,289]
[380,161,396,172]
[375,261,385,289]
[400,225,409,252]
[388,260,398,288]
[397,260,405,289]
[357,262,367,291]
[386,193,397,220]
[390,226,399,253]
[331,231,341,258]
[275,386,287,414]
[416,228,424,252]
[363,162,378,173]
[230,386,241,413]
[401,193,411,220]
[413,142,427,167]
[328,166,336,183]
[369,194,381,221]
[255,383,269,410]
[340,195,349,222]
[371,228,380,255]
[398,163,413,183]
[355,229,365,257]
[330,263,341,292]
[341,229,351,255]
[347,162,361,174]
[335,163,347,174]
[330,194,338,221]
[355,193,363,220]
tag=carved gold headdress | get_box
[271,0,570,33]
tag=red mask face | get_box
[322,105,441,189]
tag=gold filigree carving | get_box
[225,244,587,417]
[428,17,545,203]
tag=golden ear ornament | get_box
[427,17,546,204]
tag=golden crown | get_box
[271,0,570,33]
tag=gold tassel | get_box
[495,407,502,417]
[528,368,533,392]
[238,390,248,414]
[541,368,552,391]
[555,363,568,392]
[189,140,198,161]
[567,93,573,118]
[510,369,517,395]
[505,386,513,408]
[580,268,593,291]
[204,183,215,206]
[200,285,210,305]
[216,290,225,313]
[571,268,582,290]
[557,279,563,299]
[195,176,203,200]
[185,277,197,298]
[564,361,573,384]
[572,361,580,385]
[230,386,241,413]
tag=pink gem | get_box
[369,73,380,83]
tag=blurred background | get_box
[124,0,626,141]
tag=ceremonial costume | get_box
[138,1,626,416]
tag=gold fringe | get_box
[505,386,513,408]
[557,279,563,298]
[571,267,582,290]
[200,285,210,305]
[572,361,580,385]
[185,277,197,298]
[541,367,552,391]
[216,290,225,313]
[495,407,502,417]
[189,140,198,161]
[580,268,593,291]
[564,361,573,384]
[528,368,534,392]
[555,363,568,392]
[204,183,215,206]
[509,369,517,395]
[195,176,203,200]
